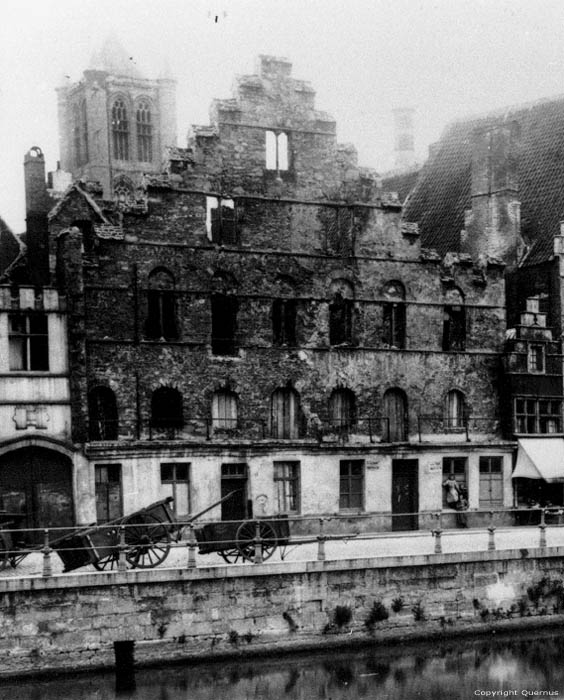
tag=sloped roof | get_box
[381,168,421,205]
[0,216,24,277]
[404,95,564,264]
[88,36,144,79]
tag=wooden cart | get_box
[195,516,290,563]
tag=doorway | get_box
[221,463,249,520]
[392,459,419,530]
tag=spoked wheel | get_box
[219,548,244,564]
[124,513,171,569]
[235,521,277,562]
[93,551,122,571]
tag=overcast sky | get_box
[2,0,564,232]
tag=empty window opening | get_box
[136,100,153,162]
[88,386,118,441]
[329,293,353,345]
[382,281,406,349]
[274,461,300,513]
[442,289,466,351]
[151,387,183,430]
[339,460,364,511]
[445,390,466,429]
[111,98,129,161]
[211,293,238,356]
[145,268,178,341]
[206,197,237,245]
[270,387,303,439]
[212,389,238,430]
[160,463,190,518]
[329,388,356,431]
[9,313,49,371]
[272,298,297,345]
[265,130,289,171]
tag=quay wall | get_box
[2,548,564,677]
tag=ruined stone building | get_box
[0,51,520,535]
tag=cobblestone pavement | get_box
[0,524,561,579]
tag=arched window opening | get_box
[136,99,153,162]
[211,293,238,356]
[212,390,238,431]
[145,268,178,341]
[270,387,303,439]
[382,281,406,349]
[445,390,466,429]
[113,176,135,207]
[329,388,356,431]
[443,288,466,351]
[88,386,118,440]
[383,388,408,442]
[151,387,183,430]
[265,130,289,171]
[111,98,129,160]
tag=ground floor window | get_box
[95,463,122,523]
[339,460,364,511]
[160,462,190,518]
[479,456,503,508]
[273,461,300,513]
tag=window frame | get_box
[527,343,545,373]
[160,462,190,518]
[273,461,300,514]
[136,99,153,163]
[111,97,130,161]
[514,397,562,434]
[339,459,364,511]
[265,130,289,171]
[479,456,503,508]
[442,457,467,507]
[8,312,49,371]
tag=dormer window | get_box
[265,130,288,171]
[528,344,545,373]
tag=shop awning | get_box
[513,438,564,482]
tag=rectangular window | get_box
[211,294,238,356]
[528,344,545,373]
[339,460,364,511]
[442,306,466,351]
[479,456,503,507]
[95,464,122,523]
[160,463,190,518]
[9,313,49,371]
[442,457,467,507]
[274,461,300,513]
[515,398,562,433]
[382,302,406,349]
[206,197,237,245]
[272,299,297,345]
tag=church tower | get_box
[55,37,177,201]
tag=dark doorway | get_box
[95,463,123,522]
[221,463,248,520]
[392,459,419,531]
[0,447,74,544]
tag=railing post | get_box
[118,525,127,572]
[488,511,496,551]
[465,417,470,442]
[253,520,263,564]
[368,417,374,444]
[317,518,326,561]
[433,512,442,554]
[42,528,52,578]
[186,523,197,569]
[539,508,547,549]
[418,415,422,443]
[206,419,211,441]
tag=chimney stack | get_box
[24,147,51,284]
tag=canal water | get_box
[3,631,564,699]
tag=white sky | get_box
[2,0,564,232]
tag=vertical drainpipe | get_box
[135,371,141,440]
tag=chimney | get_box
[392,107,416,171]
[24,147,51,284]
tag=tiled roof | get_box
[381,169,421,205]
[404,95,564,265]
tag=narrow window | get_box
[442,457,467,507]
[88,386,118,440]
[151,387,183,430]
[95,464,122,522]
[160,463,190,518]
[443,289,466,351]
[274,461,300,513]
[339,460,364,510]
[80,98,89,164]
[265,130,289,171]
[329,388,356,431]
[528,344,545,373]
[145,268,178,341]
[329,292,353,345]
[211,390,238,430]
[539,400,561,433]
[272,298,297,345]
[206,197,237,245]
[479,456,503,507]
[111,98,129,160]
[211,293,238,356]
[270,387,303,439]
[445,390,466,429]
[73,102,81,166]
[9,313,49,371]
[383,388,407,442]
[382,281,406,349]
[136,99,153,162]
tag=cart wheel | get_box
[236,521,277,562]
[93,552,121,571]
[219,548,244,564]
[124,513,171,569]
[0,533,9,570]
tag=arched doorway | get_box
[0,447,74,542]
